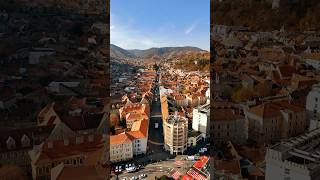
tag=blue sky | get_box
[110,0,210,51]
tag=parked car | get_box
[186,156,195,161]
[126,164,137,173]
[115,166,123,173]
[139,174,147,179]
[130,176,138,180]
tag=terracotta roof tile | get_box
[110,133,131,145]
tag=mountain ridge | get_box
[110,44,207,59]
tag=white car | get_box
[115,166,122,173]
[126,164,136,173]
[139,174,147,179]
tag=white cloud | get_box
[111,16,167,49]
[185,22,197,35]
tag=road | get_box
[112,155,196,180]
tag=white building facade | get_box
[192,103,210,139]
[306,83,320,131]
[266,128,320,180]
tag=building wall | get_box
[28,50,55,64]
[32,155,86,180]
[246,112,282,145]
[0,150,30,168]
[246,109,307,145]
[307,86,320,118]
[211,118,247,145]
[110,142,133,163]
[280,110,308,139]
[132,138,147,155]
[192,108,209,137]
[305,59,320,71]
[266,152,312,180]
[164,119,188,155]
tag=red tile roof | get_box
[33,134,105,165]
[193,156,209,170]
[127,119,148,139]
[110,133,131,145]
[186,168,207,180]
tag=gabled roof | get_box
[31,134,105,165]
[51,164,105,180]
[247,100,304,118]
[127,119,148,139]
[193,156,209,170]
[110,133,132,145]
[0,125,54,152]
[61,112,103,131]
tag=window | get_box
[284,168,290,174]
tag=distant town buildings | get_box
[109,68,154,162]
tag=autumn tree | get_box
[254,82,271,97]
[232,85,254,102]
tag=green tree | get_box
[119,119,126,128]
[110,125,115,135]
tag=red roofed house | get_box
[175,156,210,180]
[245,100,308,145]
[109,133,133,163]
[127,119,149,155]
[28,134,108,180]
[125,112,148,129]
[109,118,149,162]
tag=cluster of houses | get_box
[109,68,156,163]
[0,4,109,180]
[159,65,210,155]
[211,25,320,179]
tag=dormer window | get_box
[21,134,31,147]
[6,136,16,150]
